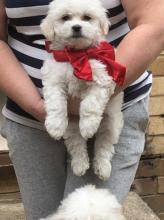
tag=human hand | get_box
[31,97,80,123]
[68,96,80,120]
[30,99,46,122]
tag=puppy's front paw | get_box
[71,156,90,176]
[93,158,112,181]
[80,116,102,139]
[45,117,68,140]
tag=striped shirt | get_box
[3,0,152,130]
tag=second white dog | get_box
[39,185,126,220]
[41,0,125,180]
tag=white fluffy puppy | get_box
[39,185,126,220]
[41,0,124,180]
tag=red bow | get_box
[45,41,126,86]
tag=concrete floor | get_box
[123,192,159,220]
[0,192,160,220]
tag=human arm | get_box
[66,0,164,114]
[0,1,46,122]
[115,0,164,93]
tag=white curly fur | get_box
[41,0,124,180]
[39,185,126,220]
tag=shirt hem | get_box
[2,90,151,130]
[122,88,151,110]
[2,106,45,130]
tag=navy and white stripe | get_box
[2,0,152,129]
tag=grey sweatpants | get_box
[1,97,149,220]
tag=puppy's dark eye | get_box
[83,15,92,21]
[61,15,71,21]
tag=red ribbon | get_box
[45,41,126,86]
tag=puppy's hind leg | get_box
[63,122,90,176]
[93,93,124,180]
[93,115,114,180]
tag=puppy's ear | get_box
[99,12,111,36]
[40,15,55,41]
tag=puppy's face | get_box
[41,0,110,49]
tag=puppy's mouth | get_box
[72,35,83,38]
[70,33,85,39]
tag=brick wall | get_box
[133,51,164,220]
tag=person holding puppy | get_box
[0,0,164,219]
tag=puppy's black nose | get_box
[72,25,82,32]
